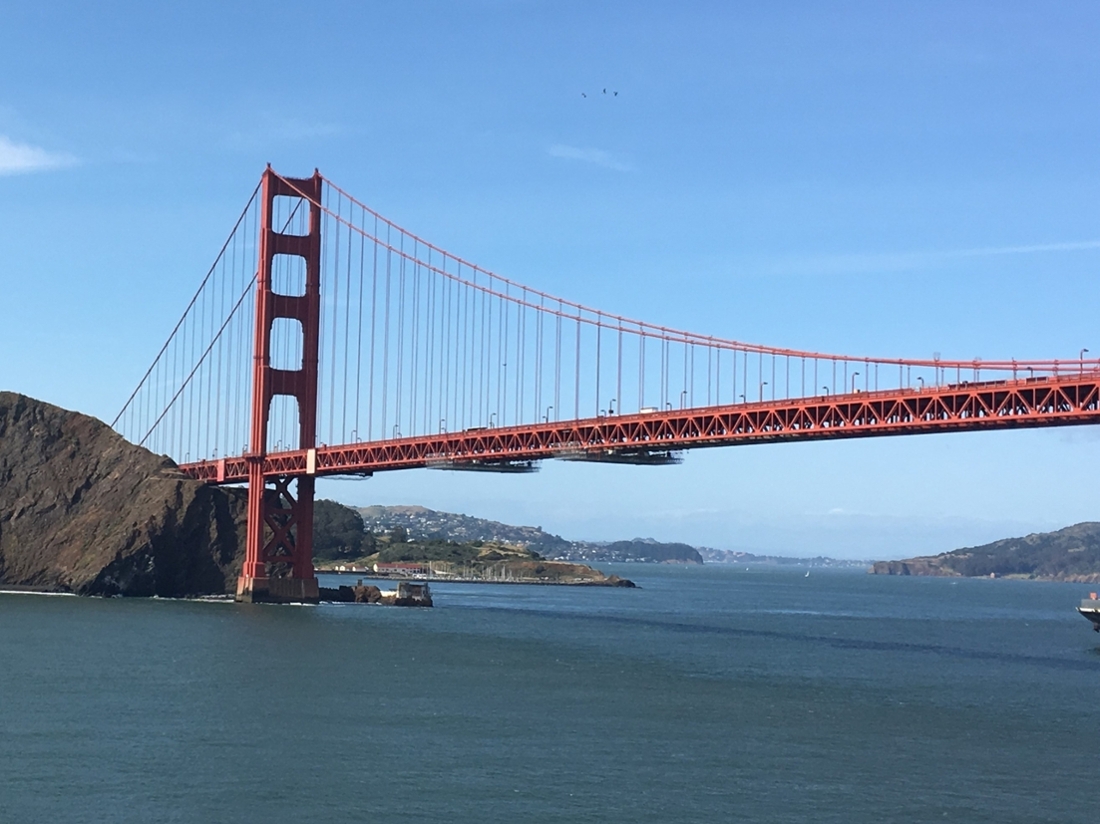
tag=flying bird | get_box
[581,92,587,97]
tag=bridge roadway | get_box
[180,372,1100,484]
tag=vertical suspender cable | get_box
[368,216,379,441]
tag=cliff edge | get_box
[0,392,246,596]
[871,522,1100,582]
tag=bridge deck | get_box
[179,373,1100,483]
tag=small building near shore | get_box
[395,581,433,607]
[373,561,429,576]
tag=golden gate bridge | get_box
[112,167,1100,602]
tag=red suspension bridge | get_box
[113,167,1100,602]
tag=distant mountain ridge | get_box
[871,522,1100,582]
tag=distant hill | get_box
[355,505,864,566]
[358,505,573,554]
[595,540,702,564]
[699,547,869,568]
[871,522,1100,582]
[321,503,632,586]
[358,506,705,564]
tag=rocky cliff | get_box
[0,392,246,596]
[871,522,1100,582]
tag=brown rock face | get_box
[0,392,246,597]
[870,559,958,577]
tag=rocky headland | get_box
[0,392,246,596]
[0,392,630,596]
[871,522,1100,583]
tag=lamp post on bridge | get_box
[759,381,768,402]
[1081,348,1089,376]
[851,372,860,394]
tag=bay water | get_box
[1,565,1097,823]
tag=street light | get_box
[822,385,829,396]
[544,405,553,423]
[851,371,860,393]
[917,376,925,389]
[759,381,768,402]
[1081,348,1090,376]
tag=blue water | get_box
[1,565,1096,823]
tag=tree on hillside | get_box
[313,499,375,560]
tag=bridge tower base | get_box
[236,168,323,604]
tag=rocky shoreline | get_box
[0,392,633,598]
[0,392,246,597]
[320,570,636,587]
[870,522,1100,583]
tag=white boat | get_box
[1078,593,1100,632]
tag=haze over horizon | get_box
[3,1,1100,560]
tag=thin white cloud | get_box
[225,119,341,151]
[954,240,1100,256]
[765,239,1100,277]
[548,143,632,172]
[0,135,76,175]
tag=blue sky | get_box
[3,1,1100,558]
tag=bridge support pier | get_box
[237,469,319,604]
[236,167,323,604]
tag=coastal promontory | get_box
[0,392,246,596]
[871,522,1100,582]
[0,392,630,595]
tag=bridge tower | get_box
[236,168,322,603]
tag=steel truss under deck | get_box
[181,373,1100,484]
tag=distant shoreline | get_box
[317,570,636,588]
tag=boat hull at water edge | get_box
[1078,600,1100,631]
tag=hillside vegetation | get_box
[871,522,1100,582]
[357,505,705,563]
[317,502,632,585]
